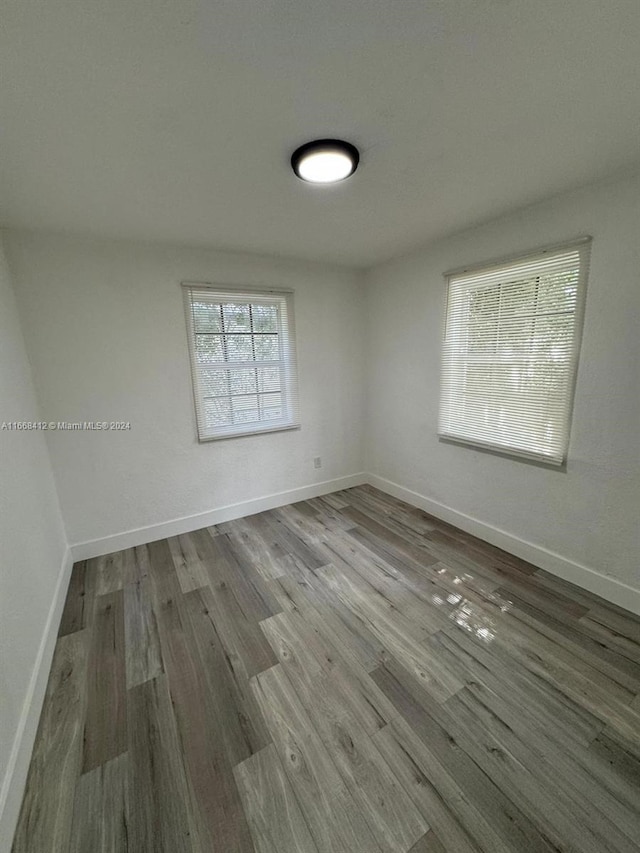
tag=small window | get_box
[438,240,590,465]
[183,284,300,441]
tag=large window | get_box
[183,284,299,441]
[438,240,590,465]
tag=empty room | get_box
[1,1,639,851]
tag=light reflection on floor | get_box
[428,563,513,643]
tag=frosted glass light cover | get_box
[298,150,353,182]
[291,140,359,183]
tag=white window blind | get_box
[183,284,300,441]
[439,240,590,465]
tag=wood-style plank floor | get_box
[12,485,640,852]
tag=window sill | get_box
[437,432,565,467]
[198,423,301,442]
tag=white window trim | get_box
[438,237,591,466]
[182,282,300,442]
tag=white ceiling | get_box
[1,0,639,268]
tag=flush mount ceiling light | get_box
[291,139,359,184]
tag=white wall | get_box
[3,232,366,551]
[365,173,640,606]
[0,238,70,850]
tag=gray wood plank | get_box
[212,531,282,622]
[183,585,271,760]
[205,575,279,678]
[124,575,163,688]
[447,688,639,853]
[252,510,328,570]
[251,664,381,853]
[372,719,484,853]
[534,568,637,616]
[456,682,640,845]
[297,606,399,732]
[432,627,604,748]
[409,830,447,853]
[94,551,125,595]
[437,581,640,735]
[496,575,589,621]
[349,524,498,608]
[495,588,640,694]
[406,507,538,579]
[599,712,640,765]
[262,608,397,735]
[119,548,139,587]
[167,533,210,592]
[69,754,128,853]
[266,573,309,613]
[272,554,386,670]
[260,612,427,852]
[318,492,349,510]
[221,515,288,580]
[147,555,256,851]
[585,605,640,641]
[371,658,601,853]
[338,487,438,539]
[587,731,640,808]
[82,590,127,772]
[274,503,339,548]
[374,650,635,853]
[429,631,640,818]
[342,505,440,568]
[316,563,463,701]
[304,497,357,531]
[322,527,451,633]
[58,560,95,637]
[579,606,640,661]
[127,676,203,853]
[131,543,152,581]
[12,631,90,853]
[234,744,319,853]
[178,530,279,679]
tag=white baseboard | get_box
[0,546,74,853]
[367,473,640,616]
[71,473,368,561]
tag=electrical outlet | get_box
[313,456,322,469]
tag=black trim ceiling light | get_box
[291,139,359,184]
